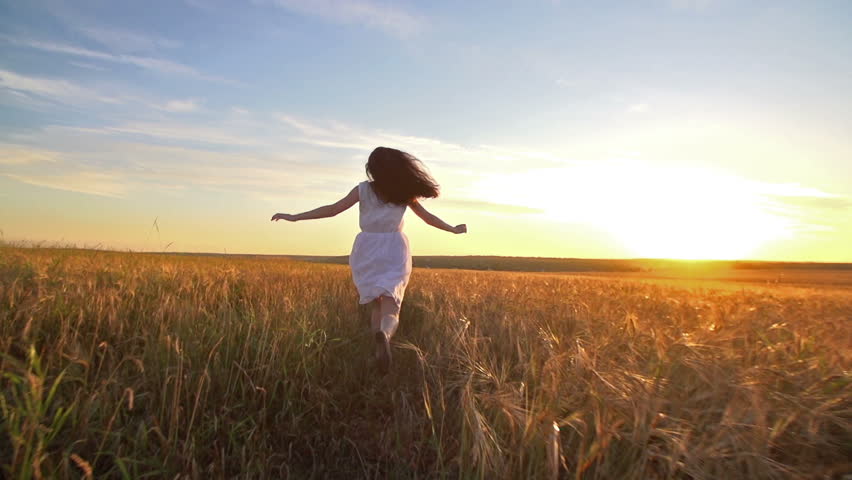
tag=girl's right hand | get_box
[453,224,467,234]
[271,213,298,222]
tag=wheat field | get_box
[1,247,850,479]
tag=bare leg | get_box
[370,299,381,333]
[379,295,401,339]
[374,295,399,374]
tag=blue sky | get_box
[1,0,851,260]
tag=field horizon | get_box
[16,245,852,292]
[6,242,852,271]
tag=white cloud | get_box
[158,98,203,113]
[0,69,123,104]
[1,68,219,115]
[1,36,230,83]
[756,182,852,224]
[278,114,339,138]
[38,6,182,52]
[0,144,61,165]
[115,142,351,190]
[76,26,182,53]
[56,122,267,147]
[275,113,566,172]
[257,0,424,36]
[68,61,109,72]
[1,135,352,200]
[5,172,128,198]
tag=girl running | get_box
[272,147,467,373]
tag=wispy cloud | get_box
[1,67,227,116]
[255,0,424,36]
[76,25,182,53]
[0,69,123,104]
[38,5,182,53]
[55,122,267,147]
[278,114,339,138]
[115,142,352,192]
[2,135,351,200]
[4,172,128,198]
[68,61,109,72]
[757,182,852,227]
[1,36,230,83]
[0,144,61,165]
[276,113,567,172]
[157,98,203,113]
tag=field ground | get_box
[1,247,850,479]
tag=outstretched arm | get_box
[271,186,359,222]
[409,200,467,234]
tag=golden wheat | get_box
[0,247,850,479]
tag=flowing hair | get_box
[366,147,440,205]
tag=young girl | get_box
[271,147,467,373]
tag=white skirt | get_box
[349,231,412,306]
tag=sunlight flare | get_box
[475,161,795,259]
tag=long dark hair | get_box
[366,147,439,205]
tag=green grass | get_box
[1,247,850,479]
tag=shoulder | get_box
[408,199,425,213]
[350,183,366,202]
[358,181,376,196]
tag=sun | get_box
[591,166,786,259]
[600,193,778,260]
[476,161,793,260]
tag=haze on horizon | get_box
[1,0,851,262]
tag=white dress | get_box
[349,181,412,306]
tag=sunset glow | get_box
[1,1,850,261]
[473,162,796,260]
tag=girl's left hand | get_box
[271,213,298,222]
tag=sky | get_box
[1,0,851,261]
